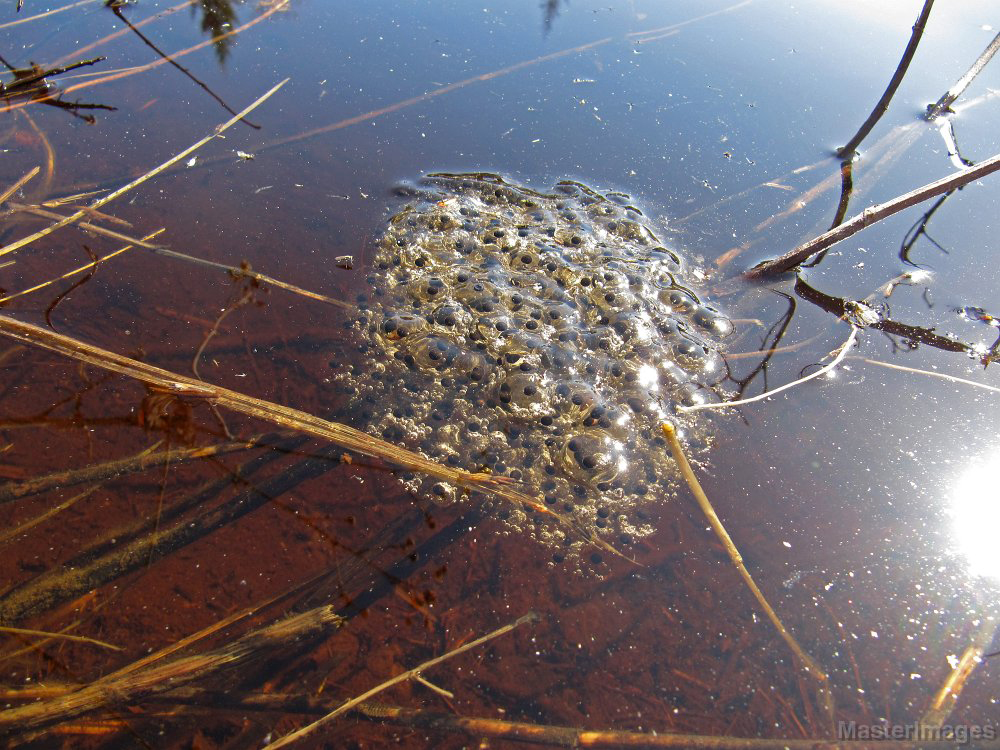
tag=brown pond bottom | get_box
[0,285,991,747]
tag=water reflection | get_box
[193,0,245,62]
[541,0,565,34]
[949,455,1000,580]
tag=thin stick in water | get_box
[837,0,935,158]
[926,30,1000,120]
[0,166,39,206]
[262,612,538,749]
[857,357,1000,395]
[0,625,121,651]
[745,152,1000,278]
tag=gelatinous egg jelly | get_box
[338,174,732,551]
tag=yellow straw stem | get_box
[661,422,829,685]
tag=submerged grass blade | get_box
[263,612,537,749]
[0,78,287,258]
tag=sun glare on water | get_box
[949,454,1000,581]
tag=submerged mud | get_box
[337,174,732,553]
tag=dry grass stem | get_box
[857,357,1000,395]
[920,614,999,729]
[660,423,830,692]
[0,316,578,534]
[0,436,263,504]
[0,625,121,651]
[263,612,537,749]
[0,78,288,258]
[0,228,161,304]
[6,202,354,310]
[349,702,994,749]
[1,606,343,734]
[0,166,40,206]
[681,326,858,412]
[0,485,100,540]
[0,0,101,29]
[724,334,821,361]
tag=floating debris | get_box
[337,174,732,554]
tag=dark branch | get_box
[837,0,935,158]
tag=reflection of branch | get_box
[837,0,935,158]
[926,29,1000,120]
[723,292,796,400]
[0,56,115,121]
[899,191,951,267]
[0,56,105,94]
[802,159,854,269]
[109,4,259,129]
[747,151,1000,278]
[0,0,287,115]
[679,326,858,413]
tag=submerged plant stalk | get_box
[660,423,830,693]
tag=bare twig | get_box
[263,612,538,749]
[0,57,105,95]
[0,78,288,258]
[109,4,259,128]
[746,152,1000,278]
[926,30,1000,119]
[837,0,935,157]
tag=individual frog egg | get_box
[541,301,578,329]
[405,275,448,304]
[692,305,734,338]
[555,381,601,420]
[672,337,717,371]
[403,334,458,371]
[676,382,723,408]
[452,350,494,385]
[497,371,551,419]
[560,433,621,485]
[433,304,471,330]
[663,289,699,315]
[380,313,428,342]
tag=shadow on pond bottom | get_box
[0,217,847,746]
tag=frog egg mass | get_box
[337,174,732,554]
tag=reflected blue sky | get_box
[3,0,999,733]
